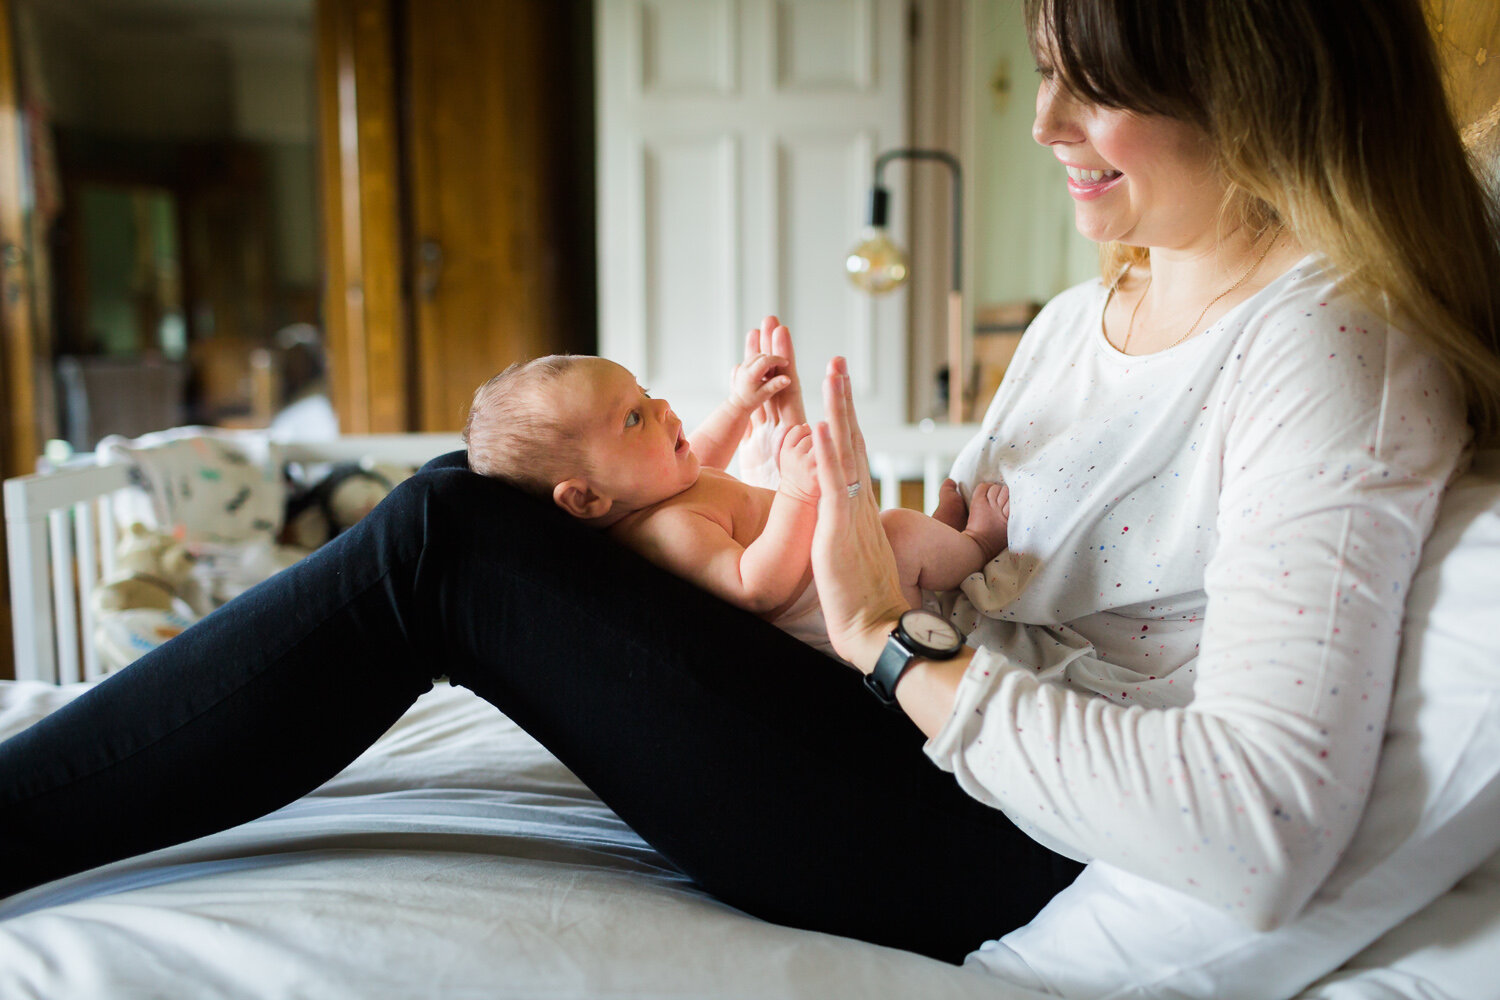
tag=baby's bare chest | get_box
[671,470,774,545]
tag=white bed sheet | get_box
[3,680,1496,1000]
[0,681,1042,1000]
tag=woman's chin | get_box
[1072,214,1125,245]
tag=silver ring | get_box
[846,481,862,499]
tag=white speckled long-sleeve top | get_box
[927,255,1469,930]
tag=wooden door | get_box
[317,0,593,434]
[1425,0,1500,183]
[0,0,37,480]
[0,0,31,677]
[317,0,409,434]
[404,0,594,432]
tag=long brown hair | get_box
[1027,0,1500,443]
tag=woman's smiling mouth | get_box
[1064,164,1125,200]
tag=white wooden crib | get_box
[4,425,978,684]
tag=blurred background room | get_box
[1,0,1493,679]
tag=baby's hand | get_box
[730,352,792,413]
[776,424,819,505]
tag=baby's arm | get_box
[689,353,792,470]
[619,427,820,615]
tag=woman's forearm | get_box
[840,624,970,738]
[895,654,970,737]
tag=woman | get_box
[3,0,1497,978]
[806,0,1500,934]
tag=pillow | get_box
[97,426,285,549]
[98,427,289,610]
[1296,843,1500,999]
[970,449,1500,1000]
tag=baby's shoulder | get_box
[616,476,739,539]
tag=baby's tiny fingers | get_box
[754,375,791,402]
[748,352,788,377]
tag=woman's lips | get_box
[1064,165,1125,201]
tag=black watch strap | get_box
[864,637,917,708]
[863,611,964,709]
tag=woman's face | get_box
[1031,62,1227,253]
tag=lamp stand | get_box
[867,148,965,424]
[947,289,964,425]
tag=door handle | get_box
[417,239,444,300]
[2,242,26,306]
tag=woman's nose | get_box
[1032,78,1081,147]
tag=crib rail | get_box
[5,427,976,683]
[6,463,133,684]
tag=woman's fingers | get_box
[811,420,851,527]
[759,315,779,356]
[820,364,856,492]
[822,357,871,499]
[830,358,873,493]
[771,321,797,378]
[810,366,909,669]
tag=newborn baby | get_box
[463,348,1008,655]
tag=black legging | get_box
[0,453,1081,963]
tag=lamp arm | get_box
[871,148,962,293]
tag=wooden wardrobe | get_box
[317,0,595,435]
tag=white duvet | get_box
[1,680,1495,999]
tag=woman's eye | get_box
[1035,64,1054,80]
[625,410,641,428]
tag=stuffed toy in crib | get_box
[91,523,200,673]
[281,461,411,549]
[89,431,414,673]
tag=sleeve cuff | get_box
[923,645,1015,769]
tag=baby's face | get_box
[557,358,700,514]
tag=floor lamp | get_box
[844,148,965,424]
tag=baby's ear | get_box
[553,478,611,520]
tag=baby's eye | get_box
[641,387,651,398]
[625,410,641,428]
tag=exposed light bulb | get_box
[844,227,909,294]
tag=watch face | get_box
[900,609,961,655]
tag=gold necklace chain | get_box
[1111,226,1283,354]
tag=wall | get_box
[966,0,1096,308]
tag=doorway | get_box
[8,0,322,453]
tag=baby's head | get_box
[464,355,591,494]
[464,355,699,524]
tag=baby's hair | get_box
[463,355,588,498]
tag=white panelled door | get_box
[595,0,909,430]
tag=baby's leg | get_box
[880,482,1009,606]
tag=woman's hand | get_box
[809,357,910,673]
[738,316,807,489]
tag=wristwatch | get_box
[864,609,964,707]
